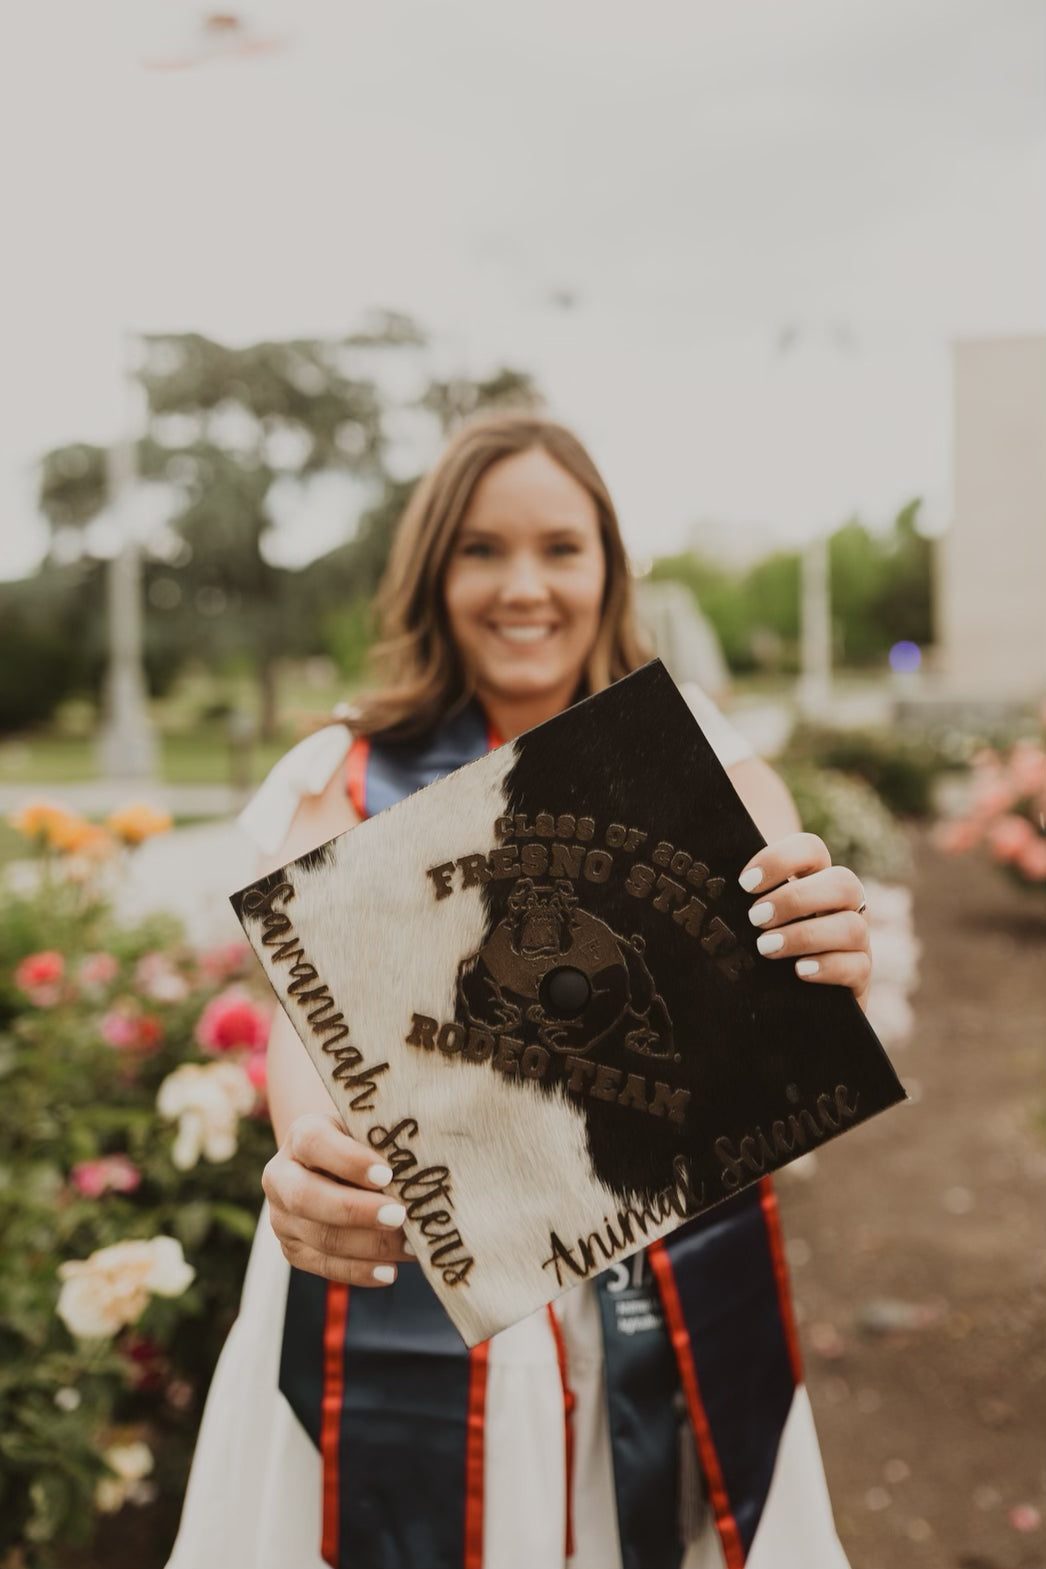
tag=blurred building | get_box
[634,578,731,701]
[936,337,1046,702]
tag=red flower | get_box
[195,988,271,1055]
[99,1006,164,1055]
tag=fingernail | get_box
[377,1202,407,1228]
[749,901,775,927]
[403,1239,416,1257]
[366,1163,394,1187]
[373,1264,397,1284]
[757,932,785,955]
[739,867,764,892]
[796,959,820,977]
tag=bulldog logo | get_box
[457,878,676,1060]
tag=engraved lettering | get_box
[406,1013,438,1050]
[489,845,520,879]
[521,842,549,877]
[463,1027,495,1063]
[649,1082,692,1124]
[672,895,707,937]
[437,1021,466,1055]
[427,862,456,900]
[549,841,584,879]
[591,1063,624,1100]
[582,849,614,884]
[624,862,656,899]
[521,1044,550,1079]
[492,1035,523,1075]
[652,874,687,913]
[457,853,491,889]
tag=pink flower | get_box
[15,951,65,990]
[195,988,270,1055]
[1009,740,1046,798]
[197,943,252,983]
[78,952,120,990]
[71,1155,141,1199]
[1016,834,1046,883]
[988,814,1035,864]
[99,1006,164,1055]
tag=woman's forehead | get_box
[463,448,599,533]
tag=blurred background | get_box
[0,4,1043,1566]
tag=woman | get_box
[167,415,869,1569]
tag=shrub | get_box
[0,808,273,1563]
[936,723,1046,888]
[781,725,950,819]
[778,765,913,884]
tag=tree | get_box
[30,317,542,734]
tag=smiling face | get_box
[442,446,606,730]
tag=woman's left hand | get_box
[739,832,871,1009]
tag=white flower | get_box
[157,1061,255,1170]
[95,1476,127,1514]
[56,1237,195,1340]
[105,1439,154,1483]
[53,1386,81,1412]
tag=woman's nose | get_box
[499,552,549,602]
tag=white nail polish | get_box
[739,867,764,892]
[749,901,775,927]
[796,959,820,977]
[366,1163,393,1188]
[372,1264,396,1284]
[756,931,785,955]
[403,1239,417,1257]
[377,1202,407,1228]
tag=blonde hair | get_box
[352,413,650,739]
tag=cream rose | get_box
[56,1236,195,1340]
[157,1060,255,1170]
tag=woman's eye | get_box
[547,540,581,557]
[459,540,497,559]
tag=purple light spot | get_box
[889,641,922,674]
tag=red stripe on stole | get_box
[647,1242,746,1569]
[464,1341,491,1569]
[320,1284,350,1567]
[545,1305,577,1558]
[345,736,370,820]
[758,1177,804,1386]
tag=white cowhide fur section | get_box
[242,744,683,1346]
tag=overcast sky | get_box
[1,0,1042,579]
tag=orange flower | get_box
[48,814,114,856]
[106,804,173,846]
[9,801,79,848]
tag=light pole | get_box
[98,334,159,780]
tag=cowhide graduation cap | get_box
[231,660,905,1347]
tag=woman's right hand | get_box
[262,1112,412,1286]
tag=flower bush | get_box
[0,804,273,1563]
[936,725,1046,888]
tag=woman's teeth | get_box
[495,625,552,643]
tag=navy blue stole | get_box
[279,702,802,1569]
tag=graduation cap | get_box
[232,661,905,1346]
